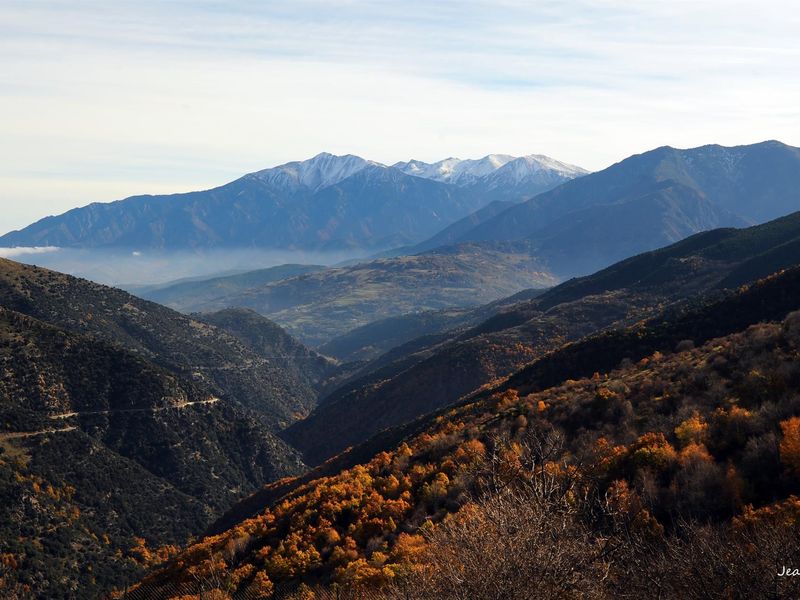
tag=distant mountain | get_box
[521,182,748,275]
[127,263,325,310]
[394,154,517,184]
[0,152,586,252]
[248,152,379,193]
[283,211,800,465]
[408,141,800,277]
[143,243,558,345]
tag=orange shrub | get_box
[630,432,677,471]
[675,412,708,447]
[779,417,800,476]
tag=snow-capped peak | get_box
[487,155,589,185]
[247,151,588,196]
[392,153,587,188]
[249,153,384,193]
[393,154,516,185]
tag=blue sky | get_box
[1,0,799,234]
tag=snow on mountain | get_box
[393,154,516,185]
[481,155,589,189]
[393,153,587,188]
[244,151,588,197]
[248,152,382,193]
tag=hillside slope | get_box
[135,266,800,599]
[0,306,305,598]
[128,264,324,309]
[285,212,800,464]
[317,289,548,364]
[0,258,332,426]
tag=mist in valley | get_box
[0,246,366,288]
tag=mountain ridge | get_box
[0,257,333,427]
[0,151,584,252]
[0,301,307,597]
[452,141,800,245]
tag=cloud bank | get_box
[0,246,61,258]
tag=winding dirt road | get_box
[0,397,220,441]
[47,397,220,420]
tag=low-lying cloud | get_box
[0,246,363,288]
[0,246,61,258]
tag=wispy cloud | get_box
[0,246,60,258]
[1,0,798,233]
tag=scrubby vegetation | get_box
[146,244,558,346]
[135,308,800,598]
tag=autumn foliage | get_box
[136,314,800,598]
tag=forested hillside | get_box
[0,258,332,427]
[285,212,800,465]
[134,266,800,599]
[0,259,335,597]
[0,307,305,597]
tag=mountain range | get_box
[399,140,800,275]
[393,153,587,198]
[129,141,800,347]
[0,152,586,253]
[2,211,799,596]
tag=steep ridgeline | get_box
[284,211,800,465]
[0,152,585,252]
[0,258,333,427]
[410,141,800,277]
[136,266,800,599]
[142,243,558,346]
[0,305,305,598]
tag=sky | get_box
[1,0,799,235]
